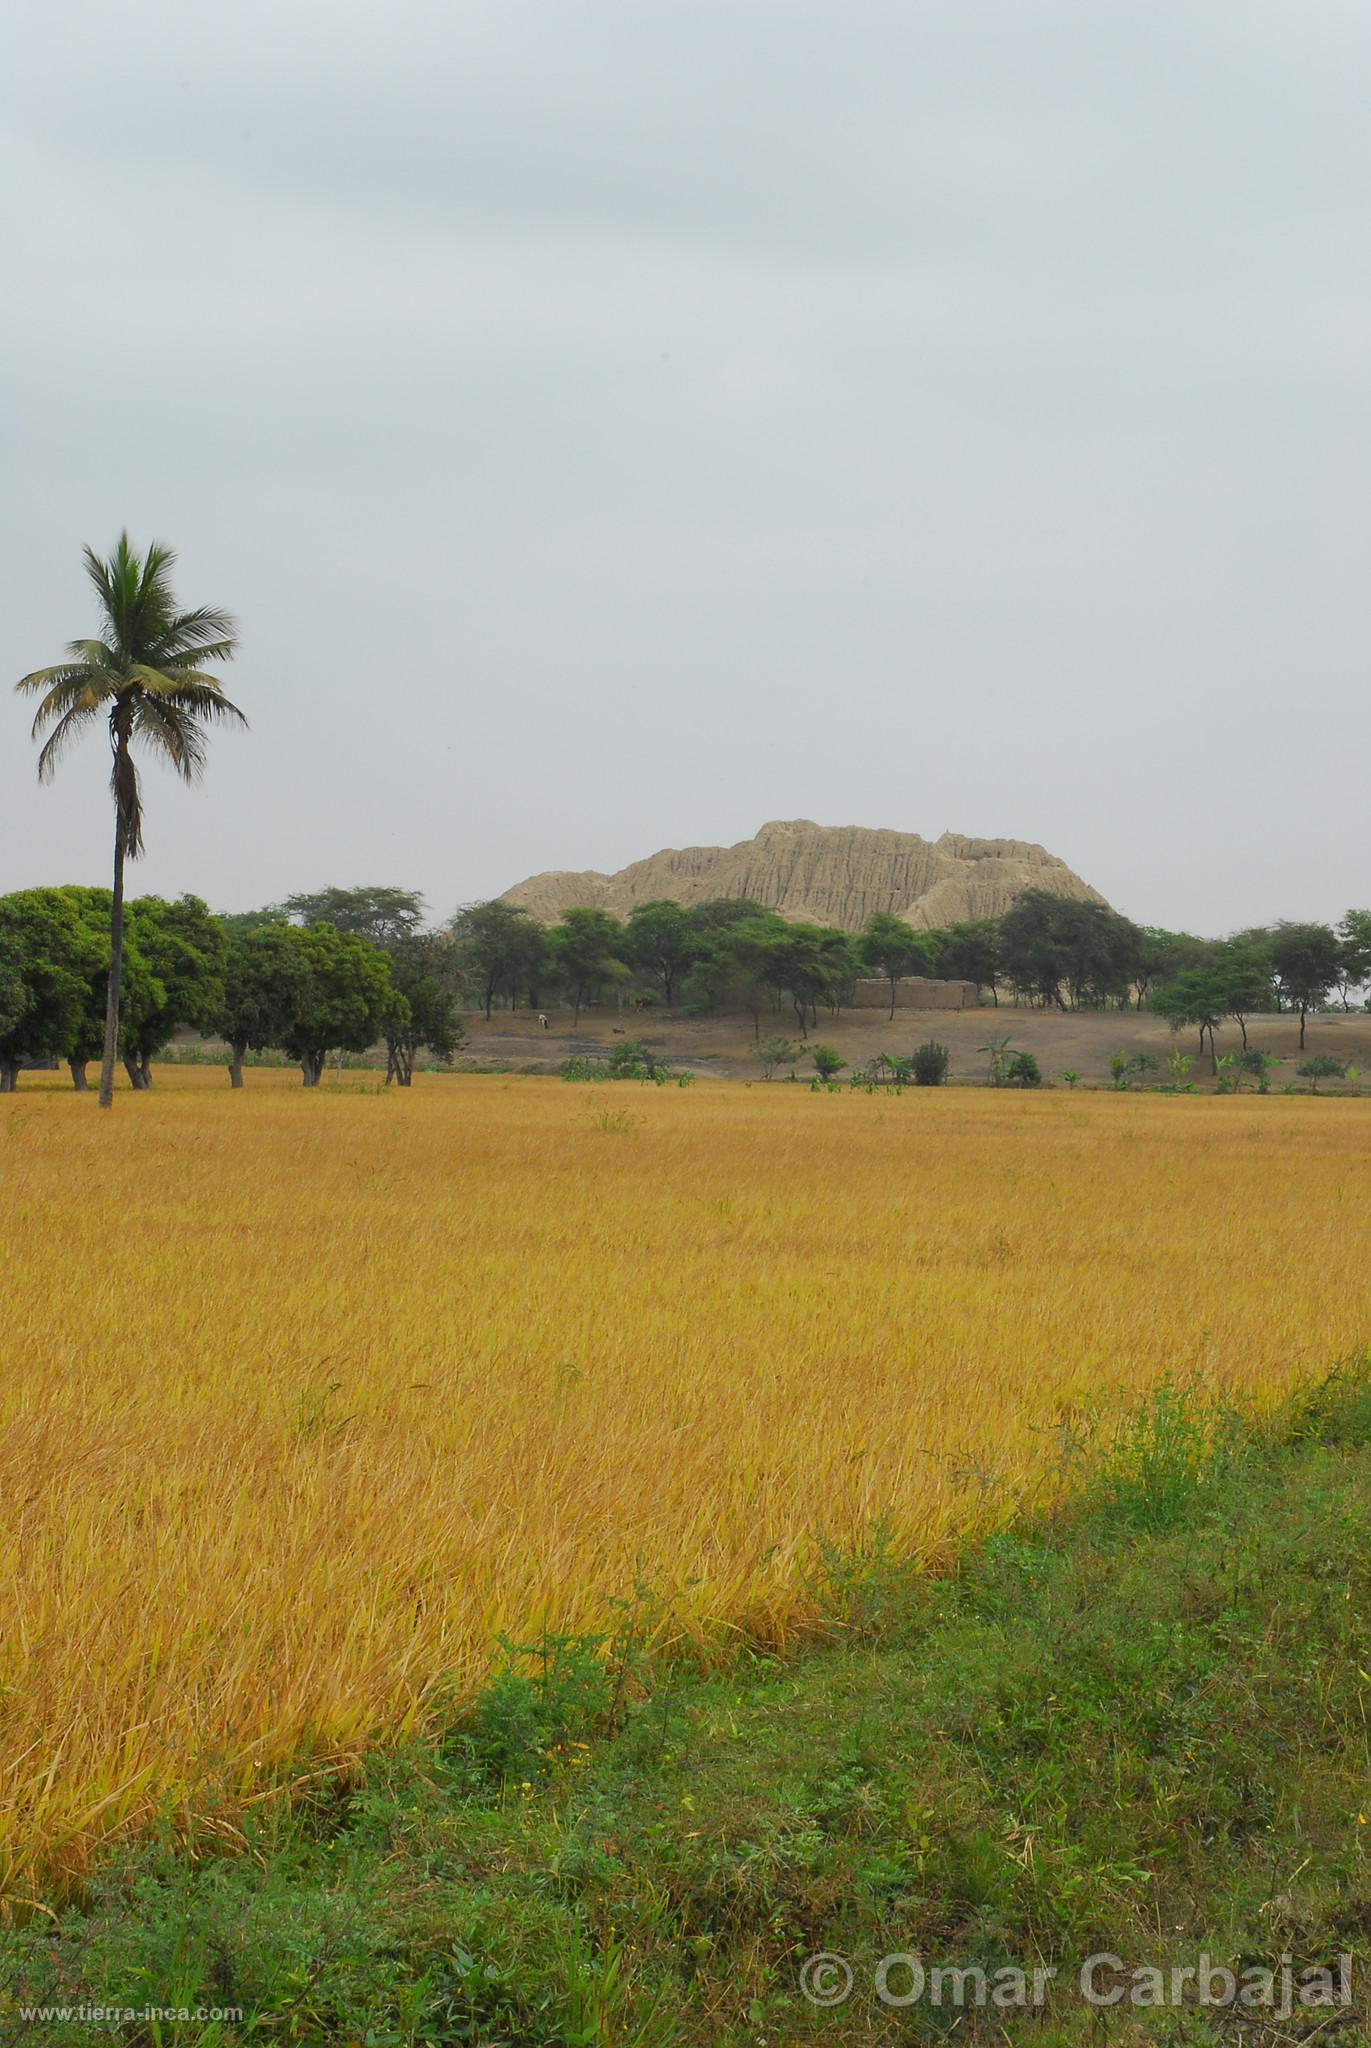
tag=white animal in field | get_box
[538,1013,549,1029]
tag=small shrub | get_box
[1298,1054,1343,1094]
[589,1104,640,1134]
[1006,1050,1040,1089]
[910,1040,950,1087]
[605,1039,669,1083]
[1279,1356,1371,1447]
[1085,1382,1244,1536]
[811,1044,846,1083]
[978,1034,1016,1086]
[563,1041,670,1084]
[755,1036,801,1082]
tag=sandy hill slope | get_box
[501,820,1105,930]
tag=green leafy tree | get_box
[383,932,465,1085]
[934,919,1001,1004]
[767,924,856,1036]
[120,895,226,1088]
[57,886,155,1090]
[0,891,102,1091]
[547,908,628,1027]
[15,534,244,1106]
[452,901,547,1020]
[1006,1050,1041,1088]
[999,892,1143,1010]
[280,924,396,1086]
[860,912,937,1018]
[1335,910,1371,1010]
[0,956,21,1050]
[281,886,426,949]
[215,907,293,938]
[815,927,859,1015]
[1210,940,1273,1049]
[623,901,702,1007]
[1133,928,1213,1007]
[219,923,309,1087]
[1149,968,1228,1072]
[684,898,770,934]
[1298,1054,1344,1094]
[1270,922,1341,1049]
[682,916,786,1041]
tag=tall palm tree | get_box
[16,535,244,1107]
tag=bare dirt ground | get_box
[458,1004,1371,1086]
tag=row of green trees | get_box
[446,896,997,1037]
[991,893,1371,1035]
[0,889,464,1092]
[5,876,1365,1089]
[441,891,1371,1044]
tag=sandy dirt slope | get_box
[459,1004,1371,1086]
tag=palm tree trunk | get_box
[98,823,127,1109]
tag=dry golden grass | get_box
[2,1067,1370,1907]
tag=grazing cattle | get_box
[537,1013,549,1029]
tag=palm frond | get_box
[81,543,118,616]
[159,606,238,663]
[64,639,120,673]
[35,704,102,781]
[138,539,177,590]
[158,674,249,726]
[127,663,186,696]
[131,695,207,781]
[160,635,237,668]
[85,534,179,664]
[15,660,95,698]
[25,674,104,739]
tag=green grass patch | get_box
[6,1370,1371,2043]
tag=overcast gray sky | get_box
[4,0,1368,935]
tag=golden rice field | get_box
[2,1066,1371,1908]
